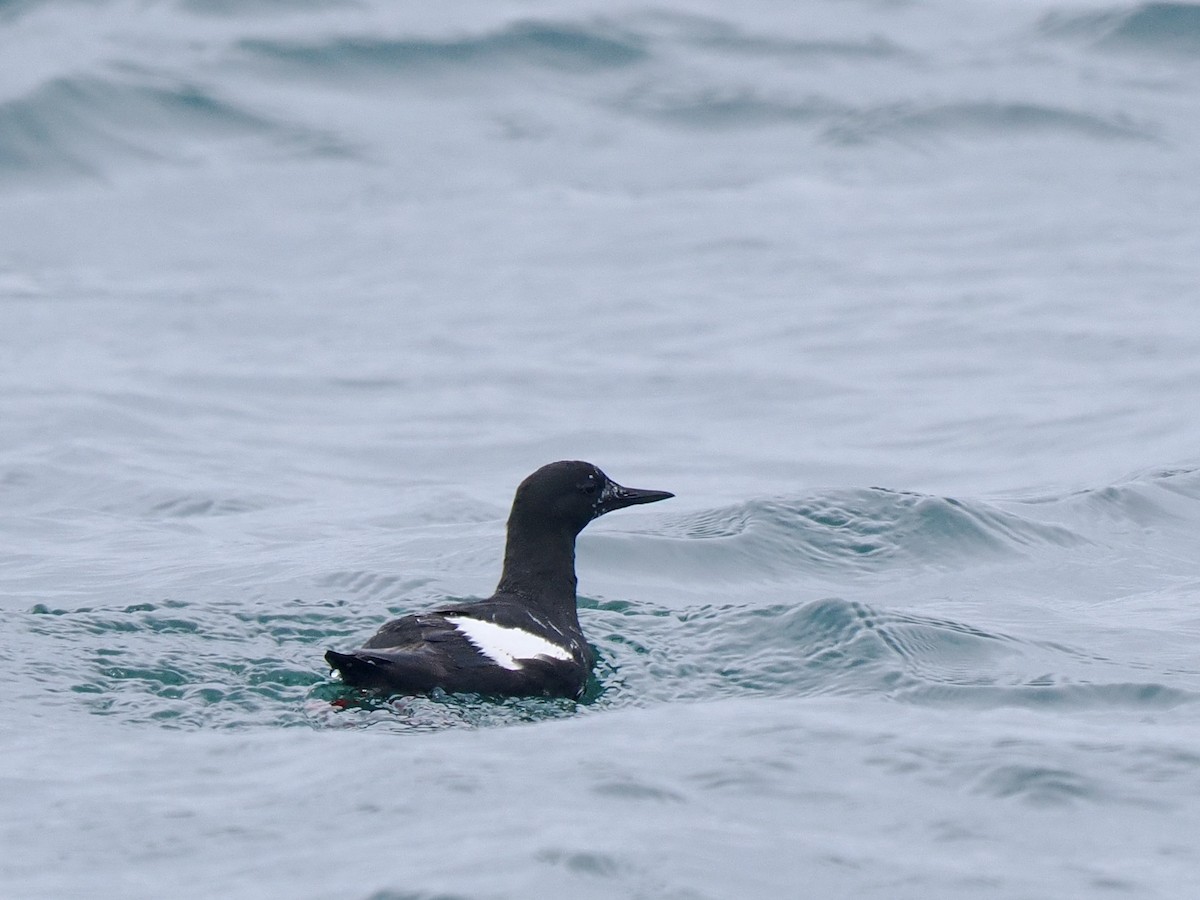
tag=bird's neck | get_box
[495,519,580,617]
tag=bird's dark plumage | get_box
[325,460,673,699]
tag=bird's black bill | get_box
[599,480,674,514]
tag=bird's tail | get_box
[325,649,393,689]
[324,648,441,694]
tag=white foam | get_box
[445,616,573,671]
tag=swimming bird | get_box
[325,460,673,699]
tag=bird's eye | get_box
[581,482,598,495]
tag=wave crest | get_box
[653,487,1086,582]
[239,20,648,78]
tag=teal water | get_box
[4,1,1200,898]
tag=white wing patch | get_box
[445,616,573,671]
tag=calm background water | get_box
[4,1,1200,897]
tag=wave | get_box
[689,30,904,61]
[182,0,342,15]
[612,83,846,129]
[17,465,1200,730]
[1013,463,1200,527]
[0,0,36,20]
[1098,2,1200,55]
[138,493,276,518]
[631,11,908,60]
[1,10,1162,186]
[610,85,1152,142]
[823,101,1155,145]
[584,596,1197,712]
[643,487,1087,584]
[1041,3,1200,56]
[972,764,1108,806]
[628,465,1200,587]
[19,587,1194,732]
[238,20,649,79]
[0,72,350,183]
[19,596,348,729]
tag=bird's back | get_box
[328,597,592,698]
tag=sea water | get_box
[3,1,1200,897]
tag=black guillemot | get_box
[325,460,673,699]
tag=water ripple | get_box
[654,487,1087,582]
[583,596,1197,713]
[1098,2,1200,55]
[21,587,1186,733]
[0,72,351,183]
[239,20,649,79]
[824,102,1155,145]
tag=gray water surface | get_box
[4,1,1200,897]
